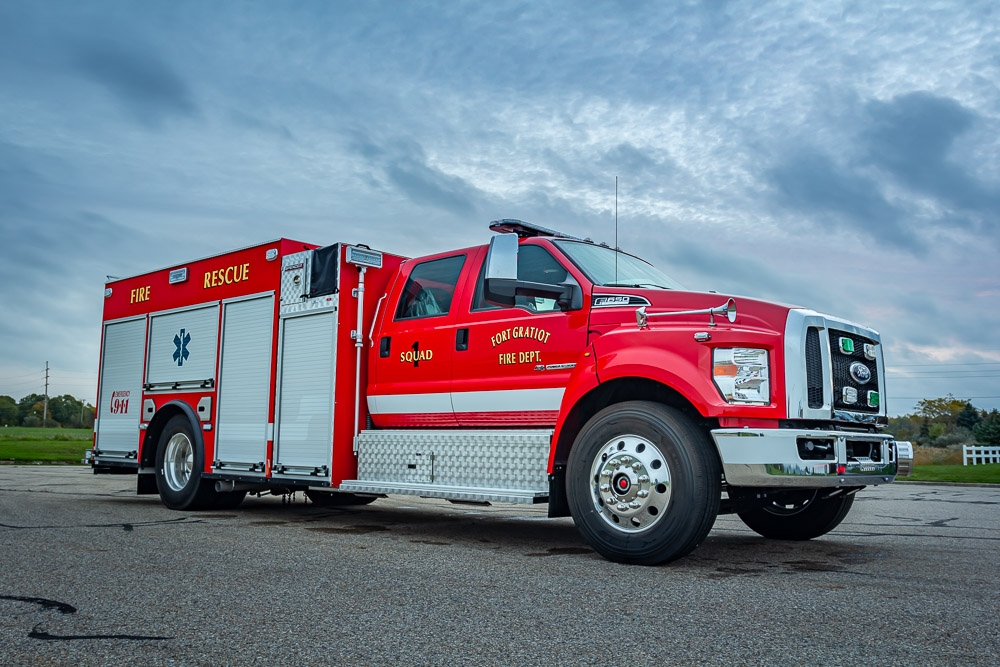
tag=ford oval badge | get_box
[849,361,872,385]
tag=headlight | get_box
[712,348,770,405]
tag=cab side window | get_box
[473,245,568,313]
[394,255,466,320]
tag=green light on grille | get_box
[839,337,854,354]
[868,391,880,408]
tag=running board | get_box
[350,428,553,505]
[338,480,548,505]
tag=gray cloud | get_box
[766,149,918,251]
[862,92,999,228]
[72,41,197,126]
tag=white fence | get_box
[963,445,1000,466]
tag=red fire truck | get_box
[89,219,912,564]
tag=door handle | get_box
[456,328,469,351]
[379,336,391,358]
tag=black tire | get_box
[735,490,855,540]
[566,401,721,565]
[154,415,217,511]
[305,490,379,507]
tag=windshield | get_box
[553,240,684,289]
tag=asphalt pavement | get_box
[1,466,998,666]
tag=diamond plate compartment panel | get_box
[280,251,339,315]
[356,429,552,492]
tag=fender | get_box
[547,325,787,473]
[592,326,786,419]
[140,400,206,470]
[549,345,600,470]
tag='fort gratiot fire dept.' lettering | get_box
[490,326,551,347]
[204,263,250,289]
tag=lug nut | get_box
[632,462,641,471]
[637,489,648,498]
[617,503,628,511]
[600,484,610,492]
[638,475,649,483]
[629,500,641,509]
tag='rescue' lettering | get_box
[490,326,551,347]
[204,263,250,289]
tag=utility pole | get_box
[43,361,49,428]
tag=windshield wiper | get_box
[603,282,672,289]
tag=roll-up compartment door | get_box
[147,304,220,387]
[96,317,146,460]
[214,295,274,471]
[274,310,336,477]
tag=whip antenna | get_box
[615,176,618,282]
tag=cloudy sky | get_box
[1,0,998,416]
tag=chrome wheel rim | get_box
[590,434,671,533]
[163,433,194,492]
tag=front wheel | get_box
[566,401,721,565]
[734,489,855,540]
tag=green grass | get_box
[906,463,1000,484]
[0,427,92,463]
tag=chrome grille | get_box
[829,328,880,414]
[805,327,824,409]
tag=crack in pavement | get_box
[29,624,173,642]
[0,517,203,531]
[0,595,76,614]
[2,595,173,642]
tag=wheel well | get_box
[553,378,714,469]
[140,403,201,469]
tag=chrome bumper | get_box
[711,428,913,488]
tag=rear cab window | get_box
[394,254,467,320]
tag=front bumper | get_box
[711,428,913,488]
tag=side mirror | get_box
[483,234,583,311]
[483,233,519,307]
[556,282,584,311]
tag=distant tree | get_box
[886,414,921,442]
[48,394,87,428]
[974,410,1000,447]
[956,402,982,431]
[916,394,966,422]
[0,395,18,426]
[18,393,46,424]
[12,393,94,429]
[919,418,930,439]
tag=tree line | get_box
[886,395,1000,448]
[0,394,95,429]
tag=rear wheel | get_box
[566,401,721,565]
[155,415,217,511]
[735,489,855,540]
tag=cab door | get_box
[450,242,590,427]
[368,252,469,427]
